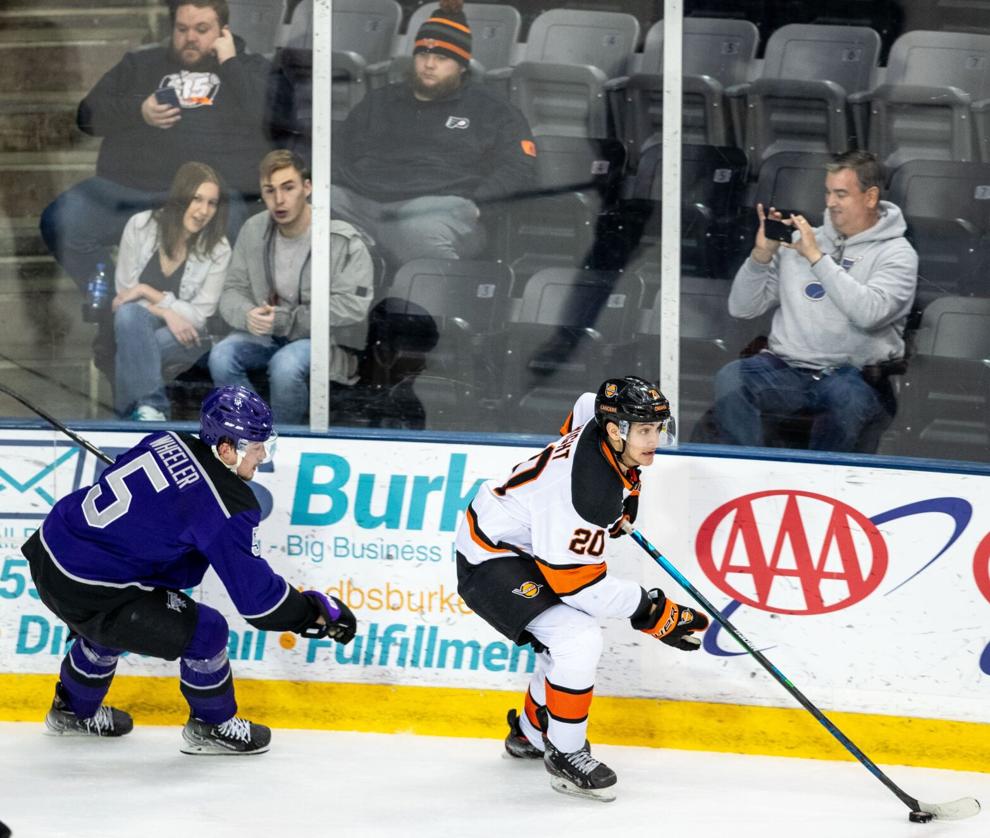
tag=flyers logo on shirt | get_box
[445,116,470,129]
[158,72,220,107]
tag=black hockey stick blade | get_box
[622,521,981,821]
[0,381,114,465]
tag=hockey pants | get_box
[516,604,604,754]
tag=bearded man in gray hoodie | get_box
[713,150,918,452]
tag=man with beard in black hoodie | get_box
[331,0,536,266]
[40,0,275,298]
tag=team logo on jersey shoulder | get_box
[166,592,187,613]
[251,527,261,556]
[512,580,543,599]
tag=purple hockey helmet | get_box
[200,385,277,460]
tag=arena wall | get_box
[1,428,987,770]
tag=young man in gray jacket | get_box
[210,150,373,424]
[713,150,918,452]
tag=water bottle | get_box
[82,263,110,323]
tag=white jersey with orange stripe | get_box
[456,397,647,621]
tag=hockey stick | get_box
[0,381,113,465]
[623,521,981,823]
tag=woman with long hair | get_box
[112,161,232,420]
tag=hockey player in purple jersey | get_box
[21,384,356,755]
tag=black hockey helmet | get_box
[595,376,675,443]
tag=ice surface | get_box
[0,722,986,837]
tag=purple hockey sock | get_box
[179,604,236,724]
[58,638,120,719]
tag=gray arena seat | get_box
[727,24,880,165]
[500,268,645,432]
[727,151,833,267]
[633,275,772,441]
[887,160,990,307]
[608,18,758,163]
[849,30,990,169]
[365,258,513,430]
[331,0,402,64]
[893,295,990,460]
[228,0,286,56]
[520,8,640,78]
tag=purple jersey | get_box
[40,431,291,623]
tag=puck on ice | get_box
[909,811,933,823]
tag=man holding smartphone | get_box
[712,150,918,452]
[39,0,276,300]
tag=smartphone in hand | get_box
[763,218,795,242]
[154,87,181,108]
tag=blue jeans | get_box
[113,303,209,418]
[330,184,484,264]
[40,176,256,289]
[209,331,311,425]
[713,351,884,452]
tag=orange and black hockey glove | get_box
[630,588,709,651]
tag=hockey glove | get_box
[631,588,709,651]
[301,590,357,644]
[608,490,640,538]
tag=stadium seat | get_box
[272,2,371,151]
[359,259,513,430]
[887,160,990,309]
[728,150,833,262]
[332,0,402,64]
[726,24,880,166]
[622,142,749,279]
[495,133,626,281]
[607,18,758,164]
[633,275,771,441]
[500,268,645,432]
[331,51,367,123]
[892,295,990,461]
[498,63,626,280]
[518,8,640,77]
[228,0,286,56]
[848,30,990,169]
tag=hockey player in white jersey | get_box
[455,376,708,801]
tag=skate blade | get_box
[43,719,117,737]
[180,741,270,756]
[549,775,616,802]
[501,750,545,761]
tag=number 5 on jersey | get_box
[82,452,169,528]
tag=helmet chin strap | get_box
[605,419,630,458]
[212,444,246,476]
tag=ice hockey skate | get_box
[180,715,271,755]
[543,739,617,802]
[503,708,543,759]
[44,682,133,737]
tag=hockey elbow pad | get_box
[608,491,639,538]
[301,590,357,645]
[631,588,709,651]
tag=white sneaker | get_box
[132,405,166,421]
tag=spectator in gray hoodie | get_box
[713,150,918,452]
[210,150,374,424]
